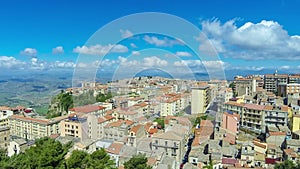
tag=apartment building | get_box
[222,112,240,135]
[9,115,65,140]
[152,130,185,163]
[0,106,13,127]
[288,75,300,84]
[0,126,10,149]
[87,114,115,140]
[278,83,300,97]
[264,105,288,127]
[264,73,288,93]
[191,86,211,114]
[242,104,265,133]
[103,119,134,143]
[60,114,88,139]
[127,124,145,147]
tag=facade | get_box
[264,73,288,94]
[242,104,265,133]
[0,107,13,127]
[152,131,185,164]
[127,124,145,147]
[104,119,134,143]
[222,112,240,135]
[278,83,300,97]
[60,115,88,139]
[87,114,115,140]
[264,105,288,127]
[0,126,10,149]
[191,86,211,115]
[9,115,64,140]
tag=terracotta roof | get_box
[147,157,157,166]
[281,106,289,112]
[225,101,245,107]
[269,131,286,136]
[0,106,11,111]
[130,124,143,133]
[10,115,49,124]
[200,120,214,128]
[222,158,239,165]
[69,105,106,113]
[106,142,124,155]
[244,104,265,110]
[264,105,273,111]
[284,149,298,158]
[106,119,134,127]
[133,102,148,107]
[253,140,267,149]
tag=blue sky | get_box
[1,0,300,77]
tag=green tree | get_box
[154,118,165,129]
[203,160,213,169]
[124,154,151,169]
[275,160,296,169]
[89,148,116,169]
[66,150,90,169]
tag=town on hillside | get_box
[2,73,300,169]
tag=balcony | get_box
[152,143,179,149]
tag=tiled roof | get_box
[269,131,286,136]
[69,105,106,113]
[225,101,245,107]
[10,115,49,124]
[130,124,142,133]
[106,142,124,155]
[244,104,265,110]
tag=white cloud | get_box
[53,61,75,68]
[52,46,64,54]
[130,43,137,48]
[144,35,182,47]
[120,29,133,38]
[175,51,191,57]
[73,44,128,55]
[131,51,140,56]
[174,60,226,69]
[20,48,37,57]
[143,56,168,67]
[0,56,25,68]
[280,65,290,70]
[199,19,300,60]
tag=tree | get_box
[154,118,165,129]
[66,150,90,169]
[124,154,151,169]
[275,160,296,169]
[89,148,116,169]
[203,160,213,169]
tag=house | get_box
[127,124,145,147]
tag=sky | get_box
[1,0,300,79]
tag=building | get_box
[222,112,240,135]
[87,114,115,140]
[242,104,266,133]
[0,126,10,149]
[0,106,13,127]
[264,72,288,94]
[264,105,288,127]
[127,124,145,147]
[104,119,134,143]
[191,86,211,115]
[9,115,64,140]
[278,83,300,97]
[152,130,186,164]
[289,75,300,84]
[60,114,88,140]
[7,138,30,157]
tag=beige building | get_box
[127,124,145,147]
[0,126,10,149]
[152,131,186,164]
[9,115,65,140]
[0,106,13,127]
[264,73,288,94]
[87,114,115,140]
[278,83,300,97]
[104,119,134,143]
[191,86,211,115]
[60,115,88,139]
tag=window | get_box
[165,141,168,146]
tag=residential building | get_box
[222,111,240,135]
[7,138,32,157]
[152,131,185,164]
[68,104,107,116]
[289,75,300,84]
[278,83,300,97]
[60,114,88,140]
[264,105,288,127]
[127,124,145,147]
[87,114,115,140]
[0,106,13,127]
[242,104,265,133]
[0,126,10,149]
[103,119,134,143]
[9,115,64,140]
[264,73,288,94]
[191,86,211,114]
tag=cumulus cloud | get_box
[175,51,191,57]
[52,46,64,54]
[131,51,140,56]
[143,56,168,67]
[73,44,128,55]
[120,29,133,38]
[174,60,226,69]
[199,19,300,60]
[130,43,137,48]
[0,56,25,68]
[144,35,182,47]
[20,48,37,57]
